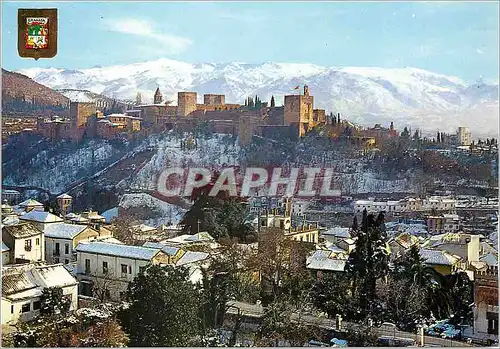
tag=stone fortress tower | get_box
[284,85,314,137]
[177,92,198,117]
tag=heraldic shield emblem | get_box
[18,9,57,59]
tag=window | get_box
[55,242,60,255]
[11,305,14,314]
[33,301,41,310]
[24,239,32,251]
[85,259,91,273]
[121,264,127,275]
[487,312,498,335]
[65,243,69,254]
[35,238,40,246]
[64,259,69,265]
[102,261,108,274]
[129,266,132,274]
[21,303,31,313]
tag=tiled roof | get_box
[2,223,42,238]
[321,227,350,238]
[142,241,180,256]
[480,253,498,267]
[76,241,159,261]
[306,250,346,272]
[2,263,78,299]
[43,223,92,240]
[19,210,63,223]
[420,248,460,266]
[18,199,44,207]
[176,251,210,266]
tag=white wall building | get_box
[1,263,78,325]
[74,241,208,301]
[458,127,472,146]
[354,196,456,213]
[2,223,44,264]
[44,223,107,265]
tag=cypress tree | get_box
[270,96,275,107]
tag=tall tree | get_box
[345,210,390,321]
[270,95,275,107]
[119,265,201,347]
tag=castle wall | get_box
[203,94,225,105]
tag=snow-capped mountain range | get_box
[17,58,499,136]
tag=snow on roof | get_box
[76,241,160,261]
[165,232,215,244]
[176,251,210,266]
[43,223,92,240]
[2,189,20,194]
[321,227,350,238]
[18,199,44,207]
[480,253,498,267]
[325,244,348,254]
[2,263,78,299]
[19,210,63,223]
[2,215,20,226]
[355,200,373,205]
[420,248,460,266]
[69,215,90,223]
[142,241,180,256]
[57,193,72,199]
[3,223,42,238]
[2,241,10,252]
[133,224,157,233]
[306,250,346,272]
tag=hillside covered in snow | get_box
[18,58,499,137]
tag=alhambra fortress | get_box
[32,85,477,148]
[34,86,350,146]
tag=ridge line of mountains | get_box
[3,58,499,136]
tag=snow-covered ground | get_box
[2,140,118,194]
[119,192,188,227]
[130,132,240,191]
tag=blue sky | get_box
[2,1,498,82]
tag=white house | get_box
[75,240,211,300]
[75,241,173,300]
[2,241,11,266]
[43,223,109,265]
[19,210,63,231]
[2,223,44,264]
[1,263,78,325]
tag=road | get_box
[227,301,474,347]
